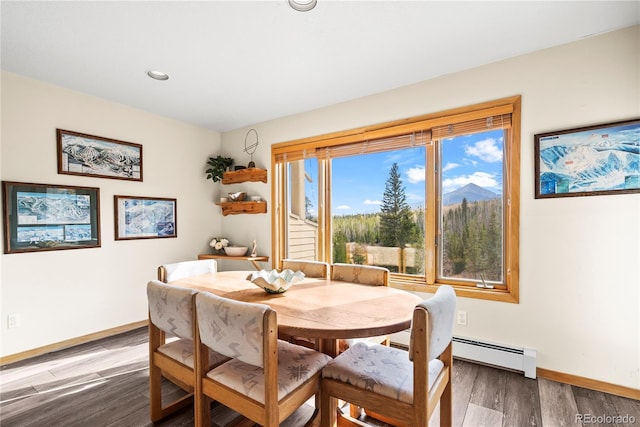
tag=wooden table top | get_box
[170,270,422,342]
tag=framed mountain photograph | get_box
[534,118,639,199]
[114,195,176,240]
[57,129,142,181]
[2,181,101,253]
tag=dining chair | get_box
[281,259,330,348]
[320,285,456,427]
[331,263,391,351]
[282,258,330,279]
[146,280,229,422]
[158,259,217,283]
[194,290,333,427]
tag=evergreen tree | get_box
[379,163,418,271]
[332,231,347,263]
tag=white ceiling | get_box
[2,1,638,133]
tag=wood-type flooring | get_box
[1,327,638,426]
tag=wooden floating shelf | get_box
[217,201,267,216]
[222,168,267,184]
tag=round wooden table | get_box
[170,270,422,357]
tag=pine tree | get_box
[379,163,417,271]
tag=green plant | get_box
[205,155,233,183]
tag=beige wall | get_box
[1,72,222,356]
[221,26,640,389]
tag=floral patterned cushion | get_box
[162,260,217,282]
[322,342,443,404]
[206,339,331,404]
[331,263,389,286]
[282,259,329,279]
[158,338,229,369]
[196,291,270,367]
[147,280,197,340]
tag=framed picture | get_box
[2,181,100,253]
[114,195,177,240]
[57,129,143,181]
[534,118,640,199]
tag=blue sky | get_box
[304,129,504,215]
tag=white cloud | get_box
[442,162,460,172]
[406,166,425,183]
[363,199,381,205]
[336,205,351,210]
[465,138,502,162]
[442,172,499,192]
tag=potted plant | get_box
[206,155,233,183]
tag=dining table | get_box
[169,269,422,358]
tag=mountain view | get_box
[442,183,499,205]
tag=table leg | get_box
[318,338,338,358]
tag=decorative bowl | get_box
[247,269,305,294]
[228,191,246,202]
[224,246,248,256]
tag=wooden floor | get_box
[1,327,638,427]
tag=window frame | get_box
[271,96,521,303]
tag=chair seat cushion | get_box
[206,339,332,404]
[322,342,444,404]
[158,338,229,369]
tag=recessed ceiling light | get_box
[289,0,316,12]
[146,70,169,81]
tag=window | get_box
[272,96,521,302]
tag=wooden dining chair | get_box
[194,290,332,427]
[146,280,229,422]
[331,263,391,351]
[158,259,217,283]
[320,285,456,427]
[281,259,330,348]
[282,258,330,279]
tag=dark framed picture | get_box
[57,129,143,181]
[534,118,640,199]
[114,195,177,240]
[2,181,101,253]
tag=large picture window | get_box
[272,96,521,302]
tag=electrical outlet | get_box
[456,310,467,326]
[7,313,21,328]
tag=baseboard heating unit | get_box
[390,332,536,379]
[452,336,537,379]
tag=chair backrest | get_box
[331,263,389,286]
[195,291,273,368]
[147,279,198,340]
[158,259,217,282]
[409,285,456,362]
[282,259,329,279]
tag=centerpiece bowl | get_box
[247,269,305,294]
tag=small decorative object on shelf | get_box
[209,237,229,253]
[206,155,234,183]
[224,246,248,256]
[227,191,246,202]
[244,128,259,168]
[251,240,257,257]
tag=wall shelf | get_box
[222,168,267,184]
[217,201,267,216]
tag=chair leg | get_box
[149,361,163,421]
[195,394,211,427]
[321,382,338,427]
[440,380,452,427]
